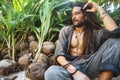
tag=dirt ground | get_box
[0,71,120,80]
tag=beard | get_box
[73,21,85,28]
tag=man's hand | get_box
[83,1,118,31]
[83,1,100,13]
[66,64,90,80]
[72,71,90,80]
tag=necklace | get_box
[75,31,83,54]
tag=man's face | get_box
[72,6,85,27]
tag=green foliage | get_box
[33,0,72,61]
[0,0,120,61]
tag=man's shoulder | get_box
[61,25,74,32]
[93,28,105,34]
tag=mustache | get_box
[72,19,79,22]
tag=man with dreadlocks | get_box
[45,1,120,80]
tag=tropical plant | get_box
[0,0,119,61]
[0,0,19,60]
[0,0,38,60]
[33,0,72,62]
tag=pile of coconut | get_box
[0,34,56,80]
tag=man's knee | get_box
[45,66,59,77]
[106,38,120,48]
[45,65,71,80]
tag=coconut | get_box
[18,49,29,57]
[19,42,29,51]
[1,48,8,57]
[25,53,50,80]
[55,40,58,46]
[15,42,20,51]
[18,53,32,69]
[37,53,49,64]
[25,62,48,80]
[0,59,17,75]
[27,35,36,43]
[3,54,9,59]
[49,55,55,66]
[29,41,38,53]
[41,41,55,55]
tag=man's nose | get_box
[72,15,76,20]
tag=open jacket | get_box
[54,26,120,62]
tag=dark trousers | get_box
[45,38,120,80]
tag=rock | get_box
[15,71,30,80]
[41,41,55,55]
[0,59,17,75]
[0,71,30,80]
[2,76,17,80]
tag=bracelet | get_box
[63,63,70,69]
[70,68,79,75]
[100,11,108,19]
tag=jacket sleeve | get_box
[93,27,120,52]
[102,27,120,41]
[54,27,69,62]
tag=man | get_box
[45,1,120,80]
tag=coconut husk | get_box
[27,35,36,43]
[18,49,29,57]
[25,53,50,80]
[18,53,32,69]
[25,62,48,80]
[37,53,49,64]
[41,41,55,55]
[19,42,29,51]
[0,59,17,75]
[29,41,38,53]
[1,48,8,58]
[49,55,55,66]
[3,54,9,59]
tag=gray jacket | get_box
[55,26,120,62]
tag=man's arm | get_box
[84,1,118,31]
[55,27,90,80]
[98,6,118,31]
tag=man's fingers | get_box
[83,3,89,9]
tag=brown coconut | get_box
[25,53,50,80]
[27,35,36,43]
[18,49,29,57]
[29,41,38,53]
[37,53,49,64]
[18,53,32,69]
[25,62,48,80]
[0,59,17,75]
[1,48,8,57]
[41,41,55,55]
[19,42,29,51]
[49,55,55,66]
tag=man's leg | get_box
[99,70,113,80]
[98,38,120,80]
[81,38,120,79]
[45,65,72,80]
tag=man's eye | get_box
[75,12,81,15]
